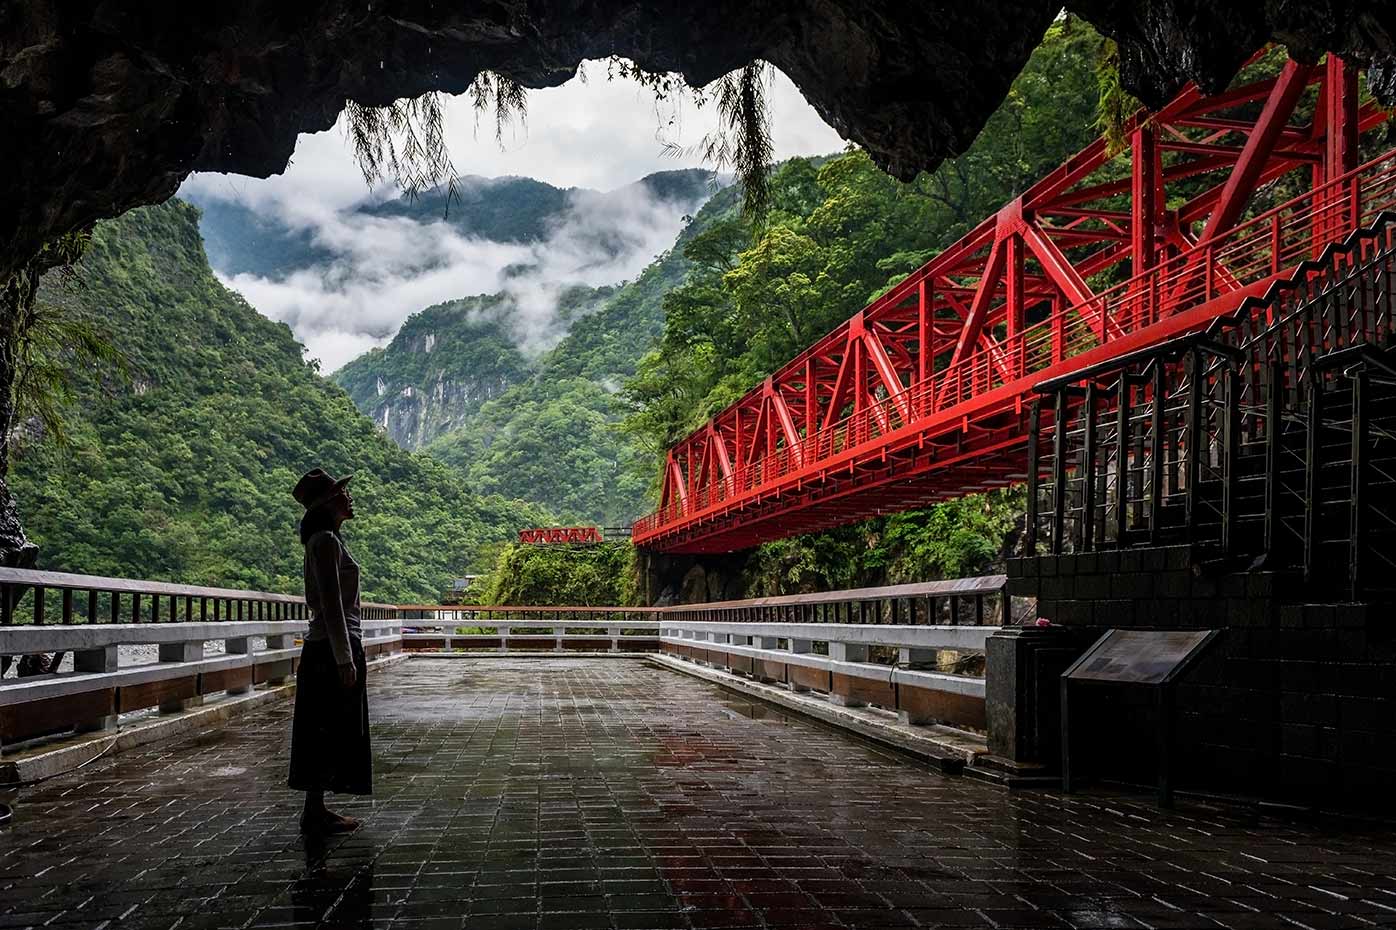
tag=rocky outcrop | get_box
[3,2,1395,280]
[368,371,516,450]
[1072,1,1396,108]
[641,550,752,606]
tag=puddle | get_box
[208,765,248,777]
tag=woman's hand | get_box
[338,662,358,690]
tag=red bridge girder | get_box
[634,53,1394,554]
[519,526,604,544]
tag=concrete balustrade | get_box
[402,620,661,654]
[659,620,989,730]
[0,618,404,749]
[1,566,1008,761]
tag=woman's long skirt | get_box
[287,637,372,795]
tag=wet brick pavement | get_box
[3,657,1396,930]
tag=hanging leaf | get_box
[1094,39,1141,156]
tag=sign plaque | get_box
[1060,628,1220,807]
[1066,629,1217,685]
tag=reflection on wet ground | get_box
[717,699,793,722]
[2,657,1395,929]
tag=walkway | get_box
[3,659,1396,930]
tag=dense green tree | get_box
[481,542,636,606]
[347,182,747,527]
[11,200,547,602]
[424,377,648,527]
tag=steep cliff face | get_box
[367,365,520,451]
[7,1,1394,278]
[334,286,616,450]
[331,165,714,456]
[334,295,533,449]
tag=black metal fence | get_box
[1026,214,1396,600]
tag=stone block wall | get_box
[1006,545,1396,811]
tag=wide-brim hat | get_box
[293,468,353,512]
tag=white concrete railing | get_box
[0,568,1008,747]
[659,620,990,730]
[402,619,661,654]
[0,619,404,749]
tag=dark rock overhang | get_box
[1,1,1393,279]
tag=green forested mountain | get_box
[190,196,334,281]
[339,183,743,527]
[11,199,546,602]
[333,287,612,449]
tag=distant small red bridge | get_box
[518,526,632,544]
[633,54,1394,554]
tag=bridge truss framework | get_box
[634,54,1394,554]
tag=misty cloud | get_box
[215,182,703,371]
[496,184,708,354]
[182,59,847,371]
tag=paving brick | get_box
[2,658,1396,930]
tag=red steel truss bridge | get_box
[633,54,1396,554]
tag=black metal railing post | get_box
[1081,381,1098,551]
[1150,363,1165,543]
[1264,360,1282,554]
[1051,390,1069,554]
[1222,362,1240,556]
[1304,377,1324,583]
[1185,348,1203,540]
[1026,400,1041,554]
[1114,375,1130,546]
[1350,367,1368,600]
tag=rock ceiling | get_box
[1,1,1393,278]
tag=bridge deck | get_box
[4,658,1395,930]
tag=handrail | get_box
[662,620,993,651]
[1311,342,1396,378]
[0,618,404,656]
[392,604,663,613]
[669,575,1006,611]
[0,570,1010,632]
[1032,334,1246,393]
[0,566,306,603]
[391,578,1004,614]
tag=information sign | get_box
[1066,629,1217,685]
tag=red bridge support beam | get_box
[1202,59,1314,243]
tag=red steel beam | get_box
[1201,59,1314,242]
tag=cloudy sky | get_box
[181,63,847,370]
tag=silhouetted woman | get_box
[287,467,371,833]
